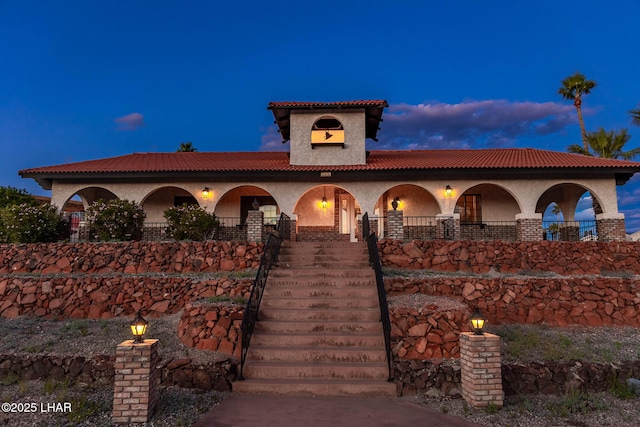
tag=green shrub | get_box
[0,203,67,243]
[0,186,38,208]
[85,199,145,241]
[164,203,219,241]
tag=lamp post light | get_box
[252,198,260,210]
[470,308,487,335]
[130,311,149,344]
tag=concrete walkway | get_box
[194,394,485,427]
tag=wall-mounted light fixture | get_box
[470,308,487,335]
[202,187,211,199]
[130,311,149,343]
[445,185,453,197]
[391,197,400,211]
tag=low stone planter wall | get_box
[393,359,640,397]
[379,239,640,276]
[386,276,640,327]
[0,241,264,275]
[0,353,237,391]
[0,276,252,319]
[177,301,244,358]
[389,304,471,359]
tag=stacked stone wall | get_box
[177,302,243,358]
[0,276,252,319]
[379,239,640,275]
[386,276,640,327]
[0,241,263,275]
[389,306,471,359]
[0,353,237,391]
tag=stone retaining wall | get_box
[386,276,640,327]
[177,301,243,358]
[0,276,252,319]
[4,352,638,397]
[393,359,640,397]
[379,239,640,275]
[389,306,471,359]
[0,241,264,275]
[0,353,237,391]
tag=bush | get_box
[164,204,219,241]
[0,186,38,208]
[0,203,67,243]
[85,199,145,241]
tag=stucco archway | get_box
[293,185,361,241]
[536,183,600,241]
[141,186,199,223]
[455,184,521,241]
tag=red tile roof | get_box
[18,149,640,176]
[268,100,388,109]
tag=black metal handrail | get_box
[239,212,290,379]
[362,212,393,381]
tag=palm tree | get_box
[630,106,640,126]
[568,127,639,216]
[558,72,597,152]
[177,142,197,152]
[568,128,640,160]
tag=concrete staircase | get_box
[234,241,396,396]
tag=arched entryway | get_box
[215,185,280,241]
[374,184,440,239]
[141,186,199,223]
[293,185,361,241]
[536,184,600,241]
[455,184,521,241]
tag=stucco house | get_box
[19,100,640,242]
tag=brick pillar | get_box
[596,213,626,241]
[246,210,264,243]
[387,209,403,240]
[460,332,503,408]
[112,339,160,424]
[436,214,459,240]
[516,213,543,241]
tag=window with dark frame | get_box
[455,194,482,224]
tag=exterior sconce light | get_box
[470,308,487,335]
[321,186,328,212]
[202,187,210,199]
[391,197,400,211]
[445,185,453,197]
[252,198,260,210]
[130,311,148,343]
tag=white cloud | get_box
[114,112,145,131]
[373,100,576,149]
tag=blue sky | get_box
[2,1,640,231]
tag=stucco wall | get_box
[289,110,367,166]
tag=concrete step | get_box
[282,242,367,249]
[241,361,390,380]
[268,269,375,279]
[250,332,385,348]
[278,254,368,263]
[246,346,388,363]
[259,308,381,322]
[254,320,383,334]
[263,287,378,299]
[260,297,379,309]
[233,378,396,397]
